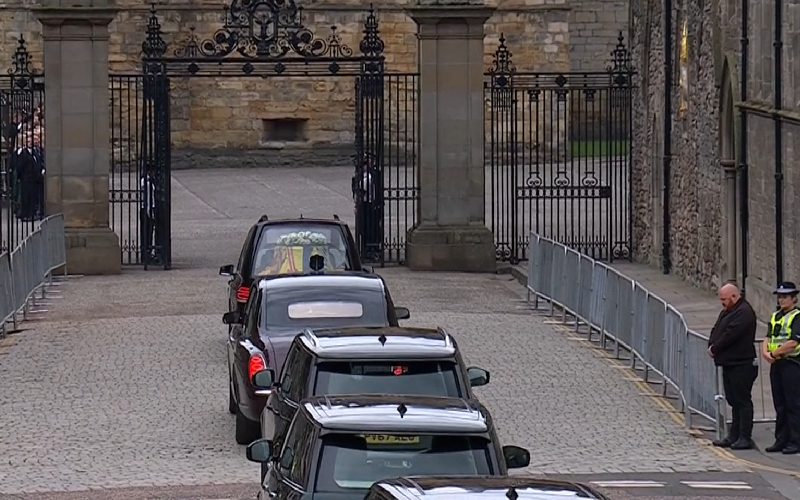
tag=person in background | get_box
[140,162,159,263]
[31,111,44,219]
[351,153,381,260]
[708,283,758,450]
[12,127,37,221]
[762,282,800,455]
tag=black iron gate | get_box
[485,34,634,263]
[0,36,45,255]
[110,1,417,267]
[109,72,171,268]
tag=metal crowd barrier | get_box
[526,233,725,433]
[0,214,66,335]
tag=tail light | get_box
[248,353,267,383]
[236,286,250,303]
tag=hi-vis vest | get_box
[768,308,800,357]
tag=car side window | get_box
[286,350,312,402]
[236,226,255,272]
[280,345,310,401]
[280,345,298,395]
[281,415,312,486]
[245,290,260,336]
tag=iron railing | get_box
[484,34,634,264]
[525,232,774,439]
[0,214,66,335]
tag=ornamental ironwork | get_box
[167,0,374,60]
[608,31,632,73]
[142,1,385,75]
[359,5,384,58]
[488,34,515,76]
[142,4,167,59]
[9,35,35,76]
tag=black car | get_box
[253,326,491,479]
[245,395,531,499]
[365,476,609,499]
[223,273,410,444]
[219,216,363,317]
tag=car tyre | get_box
[236,408,260,445]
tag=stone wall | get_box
[568,0,628,72]
[630,0,800,320]
[743,0,800,317]
[629,0,664,266]
[630,0,725,290]
[0,0,587,169]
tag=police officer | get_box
[761,281,800,454]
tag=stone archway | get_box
[719,61,738,283]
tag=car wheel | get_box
[228,382,236,415]
[235,408,260,445]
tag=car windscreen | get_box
[264,287,389,331]
[315,434,494,492]
[252,224,351,274]
[314,361,462,398]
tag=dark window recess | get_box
[262,118,308,142]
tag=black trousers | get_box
[770,358,800,446]
[357,202,381,258]
[722,363,758,440]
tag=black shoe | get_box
[782,445,799,455]
[765,442,787,453]
[730,438,754,450]
[712,437,735,448]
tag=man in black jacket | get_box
[708,283,758,449]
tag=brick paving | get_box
[0,167,744,495]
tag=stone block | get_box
[64,227,121,275]
[406,225,496,272]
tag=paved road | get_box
[0,167,794,498]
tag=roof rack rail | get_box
[405,477,426,495]
[302,327,320,347]
[332,214,340,221]
[258,214,269,222]
[436,326,452,348]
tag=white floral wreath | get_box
[276,231,328,246]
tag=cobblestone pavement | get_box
[0,167,744,495]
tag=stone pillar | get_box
[34,0,120,274]
[405,2,496,272]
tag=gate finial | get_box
[359,4,385,58]
[10,35,34,76]
[608,31,632,72]
[488,34,515,75]
[142,3,167,59]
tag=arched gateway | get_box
[110,1,418,269]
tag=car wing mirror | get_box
[502,445,530,469]
[253,369,275,390]
[395,307,410,320]
[222,311,244,325]
[467,366,490,387]
[219,264,234,276]
[246,438,273,463]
